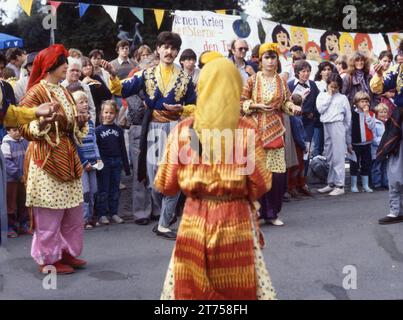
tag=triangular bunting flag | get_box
[215,10,226,15]
[79,3,90,18]
[154,9,165,30]
[18,0,33,16]
[130,7,144,24]
[103,5,118,23]
[50,1,61,10]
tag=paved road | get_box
[1,182,402,300]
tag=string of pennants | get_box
[17,0,236,30]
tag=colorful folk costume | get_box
[156,57,276,300]
[371,60,403,223]
[241,43,296,223]
[19,45,89,272]
[110,62,196,238]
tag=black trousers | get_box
[350,144,372,176]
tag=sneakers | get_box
[111,215,124,224]
[265,218,285,226]
[378,215,403,225]
[318,185,334,193]
[7,226,18,238]
[98,216,110,225]
[84,223,94,230]
[329,187,345,196]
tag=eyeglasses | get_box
[237,47,249,52]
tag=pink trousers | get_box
[31,205,84,265]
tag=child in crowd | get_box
[348,91,376,193]
[0,127,29,237]
[288,94,311,198]
[95,100,130,225]
[73,91,102,230]
[317,73,351,196]
[371,103,389,190]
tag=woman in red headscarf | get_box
[19,44,89,274]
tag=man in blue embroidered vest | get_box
[105,31,196,240]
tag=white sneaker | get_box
[329,187,345,196]
[111,215,124,224]
[318,185,334,193]
[267,218,284,226]
[99,216,110,225]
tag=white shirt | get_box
[315,80,327,93]
[316,92,351,126]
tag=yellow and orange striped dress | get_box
[155,117,277,300]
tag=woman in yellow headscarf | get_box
[155,56,276,300]
[241,43,301,227]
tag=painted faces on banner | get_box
[339,33,354,56]
[320,31,340,60]
[272,24,291,55]
[305,41,322,62]
[290,26,309,50]
[354,33,373,59]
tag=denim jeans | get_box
[96,157,122,217]
[371,159,388,188]
[312,126,324,157]
[82,170,98,222]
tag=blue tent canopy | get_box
[0,33,24,50]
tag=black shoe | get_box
[155,229,177,240]
[135,218,150,225]
[378,215,403,225]
[373,186,384,191]
[152,224,158,233]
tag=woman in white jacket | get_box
[316,73,351,196]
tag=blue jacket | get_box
[289,116,307,151]
[0,134,28,182]
[287,79,320,120]
[77,120,101,166]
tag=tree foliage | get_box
[262,0,403,33]
[0,0,240,58]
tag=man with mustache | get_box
[104,32,196,240]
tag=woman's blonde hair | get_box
[374,103,389,114]
[347,52,370,75]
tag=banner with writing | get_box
[172,10,260,61]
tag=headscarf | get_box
[193,57,243,161]
[28,44,69,90]
[199,51,224,66]
[259,42,279,59]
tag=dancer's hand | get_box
[100,60,117,78]
[35,102,60,118]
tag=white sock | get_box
[387,213,398,218]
